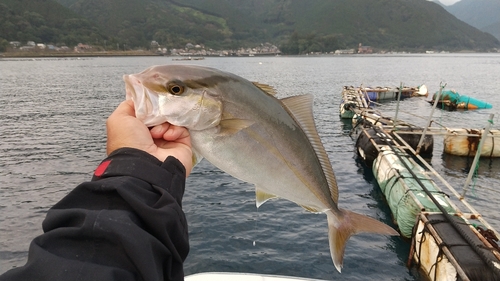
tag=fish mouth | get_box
[124,74,139,102]
[123,74,157,125]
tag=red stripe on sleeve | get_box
[94,159,112,177]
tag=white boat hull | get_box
[186,272,327,281]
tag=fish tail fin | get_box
[327,209,399,273]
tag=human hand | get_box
[106,100,193,176]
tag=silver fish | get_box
[124,65,398,272]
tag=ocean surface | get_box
[1,54,500,280]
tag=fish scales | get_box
[124,65,399,273]
[193,77,331,210]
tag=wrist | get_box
[93,148,166,183]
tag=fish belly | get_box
[190,121,331,212]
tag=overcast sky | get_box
[438,0,461,5]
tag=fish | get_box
[123,65,399,272]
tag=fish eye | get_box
[166,82,185,95]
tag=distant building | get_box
[75,43,92,52]
[19,46,35,51]
[9,41,21,48]
[358,43,373,54]
[334,49,355,54]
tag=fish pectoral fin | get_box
[327,209,399,273]
[218,118,254,135]
[255,188,278,208]
[191,148,204,167]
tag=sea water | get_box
[1,54,500,280]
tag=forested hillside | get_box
[174,0,499,52]
[0,0,108,51]
[1,0,499,54]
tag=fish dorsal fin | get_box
[280,94,339,203]
[252,82,277,96]
[255,187,278,208]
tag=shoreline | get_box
[0,50,162,58]
[2,50,499,59]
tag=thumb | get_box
[113,100,136,118]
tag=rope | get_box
[370,123,500,278]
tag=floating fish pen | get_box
[339,86,369,119]
[356,126,433,167]
[373,145,457,238]
[340,84,427,119]
[352,109,395,126]
[444,128,500,157]
[429,89,493,110]
[349,103,500,280]
[413,213,500,281]
[358,87,499,159]
[352,107,434,166]
[360,84,428,101]
[355,125,445,238]
[400,133,500,281]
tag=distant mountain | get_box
[53,0,243,50]
[2,0,499,53]
[170,0,499,52]
[483,21,500,42]
[0,0,109,50]
[444,0,500,41]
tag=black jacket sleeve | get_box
[0,148,189,281]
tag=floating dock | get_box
[343,86,500,281]
[444,128,500,157]
[358,124,500,281]
[340,85,427,119]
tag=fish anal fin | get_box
[218,119,254,135]
[252,82,277,96]
[255,188,278,208]
[300,205,321,213]
[327,209,399,273]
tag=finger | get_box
[162,125,190,141]
[107,100,136,129]
[113,100,136,117]
[150,123,171,138]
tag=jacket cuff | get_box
[91,148,186,187]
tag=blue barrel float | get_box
[431,90,492,110]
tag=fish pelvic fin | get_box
[327,209,399,273]
[255,188,278,208]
